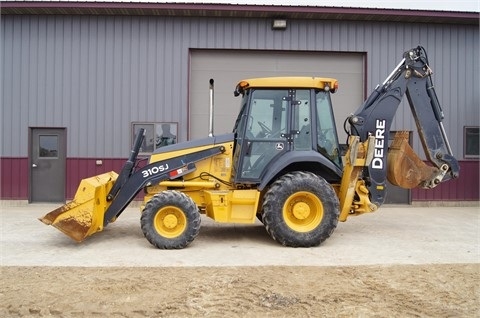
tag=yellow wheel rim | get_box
[153,206,187,238]
[283,191,323,233]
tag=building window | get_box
[39,135,58,158]
[132,122,177,154]
[464,126,479,159]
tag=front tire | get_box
[141,191,201,249]
[262,171,339,247]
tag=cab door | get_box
[234,89,294,182]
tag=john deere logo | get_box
[275,143,284,150]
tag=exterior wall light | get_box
[272,19,287,30]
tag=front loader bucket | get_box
[39,171,118,242]
[387,131,438,189]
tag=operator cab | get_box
[232,77,342,184]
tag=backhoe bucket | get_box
[387,131,437,189]
[39,171,118,242]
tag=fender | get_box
[258,150,343,191]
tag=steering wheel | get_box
[318,128,334,141]
[257,121,272,135]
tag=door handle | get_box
[245,141,252,156]
[32,163,37,168]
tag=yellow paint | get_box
[236,77,338,92]
[144,141,238,216]
[203,189,260,223]
[153,206,187,238]
[282,191,323,233]
[39,171,118,242]
[337,136,378,221]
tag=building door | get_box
[29,128,66,202]
[189,50,364,143]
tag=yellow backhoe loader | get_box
[40,46,459,249]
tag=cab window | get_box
[316,91,341,167]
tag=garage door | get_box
[189,50,364,143]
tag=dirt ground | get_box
[1,264,478,317]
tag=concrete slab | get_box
[1,204,478,267]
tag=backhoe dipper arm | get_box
[347,46,459,207]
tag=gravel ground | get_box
[1,203,479,317]
[1,204,478,267]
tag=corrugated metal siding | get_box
[2,15,478,158]
[0,157,143,199]
[1,15,190,157]
[0,158,29,199]
[1,14,478,201]
[413,161,480,201]
[65,158,139,199]
[1,157,475,201]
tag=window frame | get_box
[464,126,479,159]
[38,134,59,159]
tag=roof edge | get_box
[1,2,478,25]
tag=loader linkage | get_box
[39,128,225,242]
[103,145,225,226]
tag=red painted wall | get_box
[412,160,480,201]
[65,158,148,199]
[0,157,146,200]
[0,157,29,199]
[1,157,479,201]
[65,158,129,199]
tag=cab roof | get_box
[234,77,338,96]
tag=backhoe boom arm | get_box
[347,46,459,207]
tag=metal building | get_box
[1,1,479,203]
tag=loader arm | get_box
[103,146,225,226]
[40,132,225,242]
[106,128,146,202]
[346,46,459,207]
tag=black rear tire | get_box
[141,190,200,249]
[262,171,339,247]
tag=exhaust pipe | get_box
[208,78,214,137]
